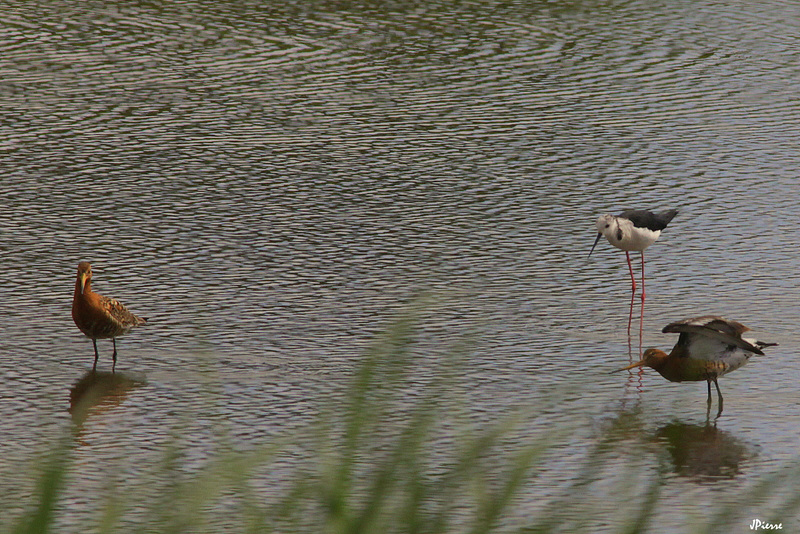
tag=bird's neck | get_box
[75,278,92,299]
[652,350,689,382]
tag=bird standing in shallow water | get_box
[614,316,777,415]
[589,209,678,344]
[72,262,147,372]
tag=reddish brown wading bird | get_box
[614,316,776,413]
[72,262,147,372]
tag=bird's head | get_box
[612,348,669,373]
[76,262,93,294]
[595,214,616,234]
[589,214,615,257]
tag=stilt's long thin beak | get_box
[79,274,87,294]
[588,233,603,258]
[610,360,645,373]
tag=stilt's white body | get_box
[595,214,661,252]
[589,208,678,344]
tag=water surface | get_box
[2,0,800,531]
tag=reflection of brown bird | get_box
[70,370,146,428]
[615,316,777,413]
[654,422,753,479]
[72,262,147,372]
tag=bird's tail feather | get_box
[755,341,778,351]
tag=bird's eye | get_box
[604,224,610,228]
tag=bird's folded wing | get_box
[664,323,764,355]
[101,296,145,327]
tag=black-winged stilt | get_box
[613,316,777,416]
[589,209,678,345]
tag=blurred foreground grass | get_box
[8,305,800,533]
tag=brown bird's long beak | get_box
[610,360,645,373]
[588,233,603,258]
[79,273,87,294]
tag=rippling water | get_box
[2,0,800,531]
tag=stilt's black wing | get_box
[619,209,678,231]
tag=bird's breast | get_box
[607,224,661,252]
[72,292,130,339]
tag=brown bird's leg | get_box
[706,379,712,405]
[713,377,723,416]
[92,339,99,372]
[112,339,117,374]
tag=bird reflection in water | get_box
[598,406,756,482]
[654,421,755,480]
[69,370,146,428]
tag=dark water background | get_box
[2,1,800,531]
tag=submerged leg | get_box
[112,338,117,374]
[92,339,99,372]
[713,377,723,414]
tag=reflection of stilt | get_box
[639,252,646,355]
[617,364,645,416]
[623,324,644,406]
[624,365,644,397]
[626,315,634,362]
[624,251,645,357]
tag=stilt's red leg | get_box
[626,252,636,340]
[628,290,635,349]
[640,252,646,303]
[626,252,637,293]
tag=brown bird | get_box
[614,316,776,414]
[72,262,147,372]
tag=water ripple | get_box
[3,0,800,530]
